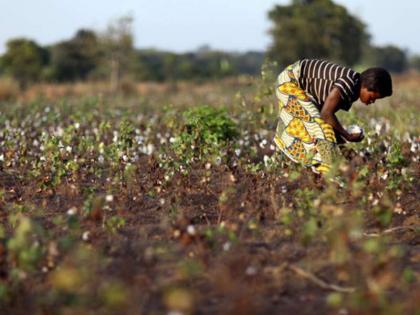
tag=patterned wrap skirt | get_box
[274,61,338,173]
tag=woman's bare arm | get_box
[320,87,363,142]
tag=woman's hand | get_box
[345,132,364,142]
[321,88,365,143]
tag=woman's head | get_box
[359,67,392,105]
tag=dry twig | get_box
[288,264,355,293]
[363,225,420,237]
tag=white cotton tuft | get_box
[346,125,364,136]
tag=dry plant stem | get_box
[363,225,420,237]
[288,264,356,293]
[217,208,224,225]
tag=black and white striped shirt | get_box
[298,59,361,111]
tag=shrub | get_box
[183,105,238,142]
[172,105,238,161]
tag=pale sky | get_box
[1,0,419,54]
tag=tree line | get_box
[1,1,419,89]
[0,16,264,89]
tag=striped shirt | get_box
[298,59,361,111]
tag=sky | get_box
[1,0,419,55]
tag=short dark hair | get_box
[360,67,393,97]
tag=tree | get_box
[99,15,135,92]
[267,0,368,67]
[49,29,99,81]
[133,50,166,81]
[232,51,264,75]
[371,45,408,73]
[1,38,48,87]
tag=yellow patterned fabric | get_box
[274,62,338,173]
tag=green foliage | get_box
[7,216,44,273]
[172,105,238,161]
[294,188,317,216]
[363,45,408,73]
[384,142,410,190]
[1,28,264,85]
[104,216,126,234]
[267,0,368,67]
[118,119,135,150]
[386,143,408,168]
[255,60,278,103]
[133,49,264,82]
[1,38,49,87]
[293,188,323,244]
[48,29,100,81]
[183,105,238,143]
[204,224,238,250]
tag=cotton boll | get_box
[82,231,90,241]
[187,225,196,236]
[346,125,364,136]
